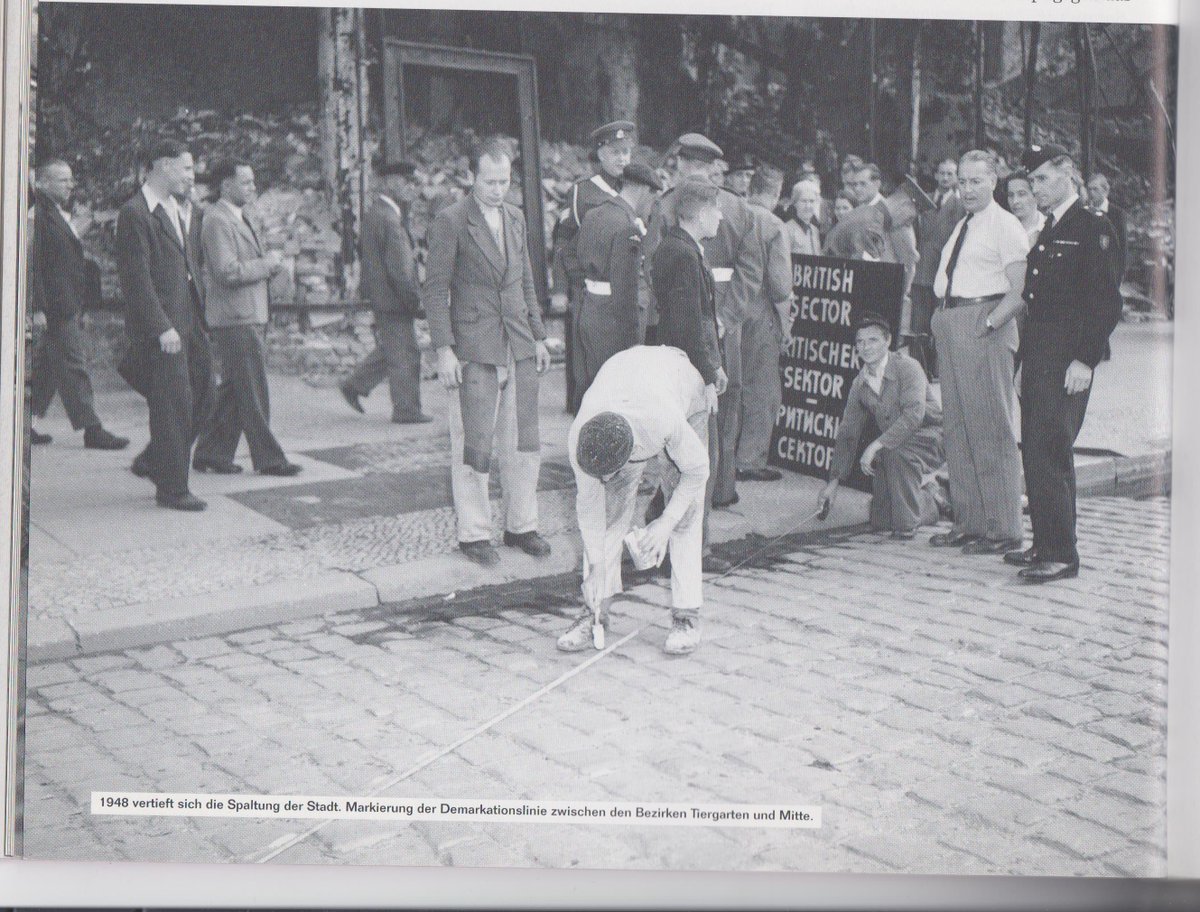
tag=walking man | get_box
[929,150,1029,554]
[422,139,552,567]
[29,159,128,450]
[1008,146,1123,582]
[192,158,301,477]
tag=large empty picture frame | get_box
[382,39,549,304]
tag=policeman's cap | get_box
[727,155,756,175]
[854,311,892,337]
[675,133,724,164]
[576,412,635,479]
[590,121,636,148]
[621,162,663,192]
[377,159,418,178]
[1022,144,1071,174]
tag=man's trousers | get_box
[712,322,743,505]
[344,312,423,421]
[194,324,287,471]
[736,304,782,473]
[141,322,214,498]
[31,314,101,431]
[931,302,1023,543]
[868,429,943,533]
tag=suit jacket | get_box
[913,192,967,288]
[31,192,94,322]
[116,190,205,343]
[201,199,273,328]
[361,196,419,317]
[650,226,723,386]
[421,195,546,366]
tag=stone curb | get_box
[1076,448,1171,499]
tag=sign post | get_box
[769,254,905,490]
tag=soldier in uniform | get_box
[552,120,635,412]
[1006,146,1123,583]
[574,162,663,400]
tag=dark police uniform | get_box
[1020,171,1123,573]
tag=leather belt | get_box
[584,279,611,296]
[940,293,1004,310]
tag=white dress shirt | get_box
[932,199,1030,298]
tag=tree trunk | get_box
[318,7,367,295]
[909,23,921,173]
[597,16,639,125]
[1074,24,1094,177]
[1024,22,1041,148]
[867,20,877,162]
[973,21,985,148]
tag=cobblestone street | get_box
[22,495,1169,876]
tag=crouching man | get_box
[557,345,717,655]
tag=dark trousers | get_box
[565,282,585,413]
[345,312,423,420]
[713,323,743,505]
[137,322,214,497]
[1020,332,1092,565]
[31,314,101,430]
[907,285,938,379]
[194,324,286,471]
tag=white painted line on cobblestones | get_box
[249,627,643,863]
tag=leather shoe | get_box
[736,468,782,482]
[1004,546,1040,567]
[340,384,365,414]
[930,530,980,547]
[84,425,130,450]
[702,553,733,573]
[1019,561,1079,583]
[259,462,303,477]
[460,540,500,567]
[131,456,152,478]
[194,458,243,475]
[890,529,916,540]
[156,492,207,512]
[503,530,551,557]
[393,413,434,425]
[30,428,52,445]
[962,537,1022,556]
[712,493,740,509]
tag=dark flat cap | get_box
[622,162,663,192]
[675,133,724,163]
[727,155,756,174]
[590,121,636,147]
[1022,144,1071,173]
[378,159,418,177]
[854,310,892,335]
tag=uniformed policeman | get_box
[574,162,663,400]
[1006,145,1123,583]
[552,120,636,412]
[724,155,756,198]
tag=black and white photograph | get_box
[9,0,1181,878]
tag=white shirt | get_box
[866,192,885,207]
[863,352,888,396]
[1093,197,1109,215]
[932,199,1030,298]
[55,202,80,239]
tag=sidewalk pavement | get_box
[25,322,1172,661]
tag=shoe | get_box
[459,540,500,567]
[392,413,434,425]
[736,468,782,482]
[156,492,207,511]
[503,530,552,558]
[193,458,243,475]
[962,537,1022,556]
[891,529,916,540]
[340,384,365,414]
[712,493,740,509]
[1004,546,1040,567]
[930,530,980,547]
[83,425,130,450]
[259,462,302,477]
[1019,561,1079,583]
[131,456,152,478]
[702,553,733,574]
[30,428,52,445]
[663,616,701,655]
[556,608,607,652]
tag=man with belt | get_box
[929,149,1029,554]
[557,345,718,656]
[422,139,552,567]
[552,120,635,412]
[574,162,662,400]
[1007,146,1123,582]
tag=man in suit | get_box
[192,158,299,477]
[28,160,128,450]
[1008,146,1123,582]
[1085,172,1128,278]
[910,157,967,376]
[422,139,552,567]
[931,157,960,210]
[116,138,214,511]
[341,160,430,424]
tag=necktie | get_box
[492,215,504,254]
[243,212,260,249]
[942,212,973,299]
[1042,212,1056,235]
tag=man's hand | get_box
[860,439,882,477]
[437,346,462,389]
[818,478,839,514]
[581,563,606,611]
[159,327,182,354]
[534,340,551,374]
[714,367,729,397]
[639,518,672,567]
[703,383,719,415]
[1064,360,1093,395]
[265,250,284,275]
